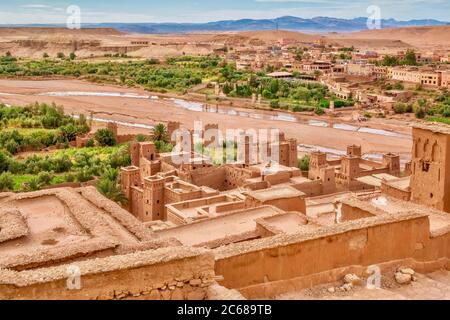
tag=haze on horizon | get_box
[0,0,449,25]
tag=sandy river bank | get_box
[0,79,413,160]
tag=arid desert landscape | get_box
[0,1,450,304]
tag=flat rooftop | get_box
[0,187,165,271]
[413,123,450,135]
[155,206,283,247]
[384,176,411,191]
[166,194,245,221]
[246,186,305,202]
[343,193,450,236]
[356,173,399,187]
[261,213,321,235]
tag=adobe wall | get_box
[130,187,144,219]
[0,247,216,300]
[263,171,292,185]
[340,203,376,222]
[117,134,137,144]
[292,180,323,197]
[410,127,450,213]
[214,212,446,298]
[224,166,255,190]
[381,182,411,201]
[252,197,306,214]
[190,167,227,191]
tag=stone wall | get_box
[0,247,216,300]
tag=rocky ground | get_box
[277,268,450,300]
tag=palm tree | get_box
[151,123,168,143]
[102,167,119,182]
[97,178,128,206]
[96,167,128,205]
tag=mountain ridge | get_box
[1,16,448,34]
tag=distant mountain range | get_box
[3,16,449,34]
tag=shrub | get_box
[270,100,280,109]
[0,172,14,191]
[298,155,310,171]
[292,105,301,112]
[415,107,426,119]
[58,124,78,142]
[393,82,404,90]
[95,129,116,146]
[394,103,406,114]
[154,140,174,153]
[23,177,41,192]
[405,103,414,113]
[85,138,95,147]
[37,171,53,186]
[319,99,330,108]
[76,169,93,183]
[65,173,76,183]
[109,148,131,168]
[363,112,373,119]
[135,134,147,142]
[314,107,325,115]
[0,150,10,173]
[442,106,450,117]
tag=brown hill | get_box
[236,30,322,43]
[330,25,450,47]
[0,27,123,37]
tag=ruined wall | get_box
[0,247,216,300]
[214,213,438,298]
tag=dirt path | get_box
[0,79,413,157]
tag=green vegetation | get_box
[0,54,221,93]
[0,103,90,154]
[97,167,128,205]
[195,141,238,166]
[298,155,310,171]
[0,144,130,192]
[0,53,333,111]
[377,49,418,67]
[151,123,173,152]
[393,102,413,114]
[95,128,117,146]
[427,116,450,125]
[415,90,450,120]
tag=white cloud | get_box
[20,4,51,9]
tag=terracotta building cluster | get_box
[1,123,450,300]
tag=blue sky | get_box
[0,0,449,24]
